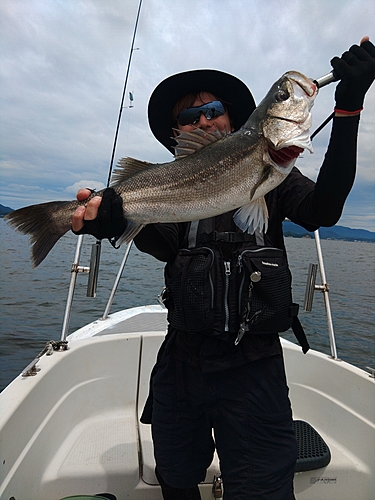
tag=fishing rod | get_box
[314,70,338,89]
[61,0,143,339]
[310,70,339,140]
[86,0,143,299]
[107,0,143,188]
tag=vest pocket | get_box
[238,247,293,333]
[165,247,215,332]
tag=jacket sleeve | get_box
[278,114,360,228]
[133,222,186,262]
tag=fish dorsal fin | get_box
[173,128,227,159]
[110,157,152,186]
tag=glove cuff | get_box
[334,107,363,115]
[334,98,365,112]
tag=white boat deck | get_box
[1,306,374,500]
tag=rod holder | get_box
[87,241,101,297]
[304,263,318,312]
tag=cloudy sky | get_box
[1,0,374,230]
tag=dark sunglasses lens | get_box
[177,108,200,126]
[177,101,225,125]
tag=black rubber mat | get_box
[293,420,331,472]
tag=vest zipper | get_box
[224,261,231,331]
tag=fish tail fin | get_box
[4,201,75,267]
[233,197,269,234]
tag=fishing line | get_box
[311,112,335,140]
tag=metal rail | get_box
[314,230,338,359]
[59,0,143,336]
[304,230,338,360]
[60,235,90,341]
[102,240,133,320]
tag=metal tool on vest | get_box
[235,271,262,345]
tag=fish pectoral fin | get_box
[116,221,146,246]
[110,157,153,185]
[233,197,269,234]
[173,128,226,159]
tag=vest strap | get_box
[188,220,200,248]
[198,231,257,244]
[292,316,310,354]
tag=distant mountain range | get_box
[1,204,374,242]
[282,220,375,242]
[0,204,13,217]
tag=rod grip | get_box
[314,71,339,88]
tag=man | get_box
[72,39,375,499]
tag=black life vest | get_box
[162,216,309,353]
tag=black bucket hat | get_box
[148,69,256,153]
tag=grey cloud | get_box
[1,0,374,229]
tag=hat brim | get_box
[148,69,256,154]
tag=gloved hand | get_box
[72,187,127,240]
[331,39,375,111]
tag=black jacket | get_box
[134,116,360,372]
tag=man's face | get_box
[176,92,232,134]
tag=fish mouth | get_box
[267,125,314,168]
[268,145,303,167]
[288,71,318,98]
[271,115,304,125]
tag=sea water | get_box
[1,219,374,391]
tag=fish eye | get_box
[275,90,289,102]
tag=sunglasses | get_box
[176,100,226,126]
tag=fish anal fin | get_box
[233,197,269,234]
[111,157,153,186]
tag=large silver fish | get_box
[5,71,317,267]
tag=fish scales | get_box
[118,133,263,222]
[5,71,318,267]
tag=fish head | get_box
[246,71,318,173]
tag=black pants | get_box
[155,467,202,500]
[149,352,297,499]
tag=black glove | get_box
[331,40,375,111]
[72,187,127,240]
